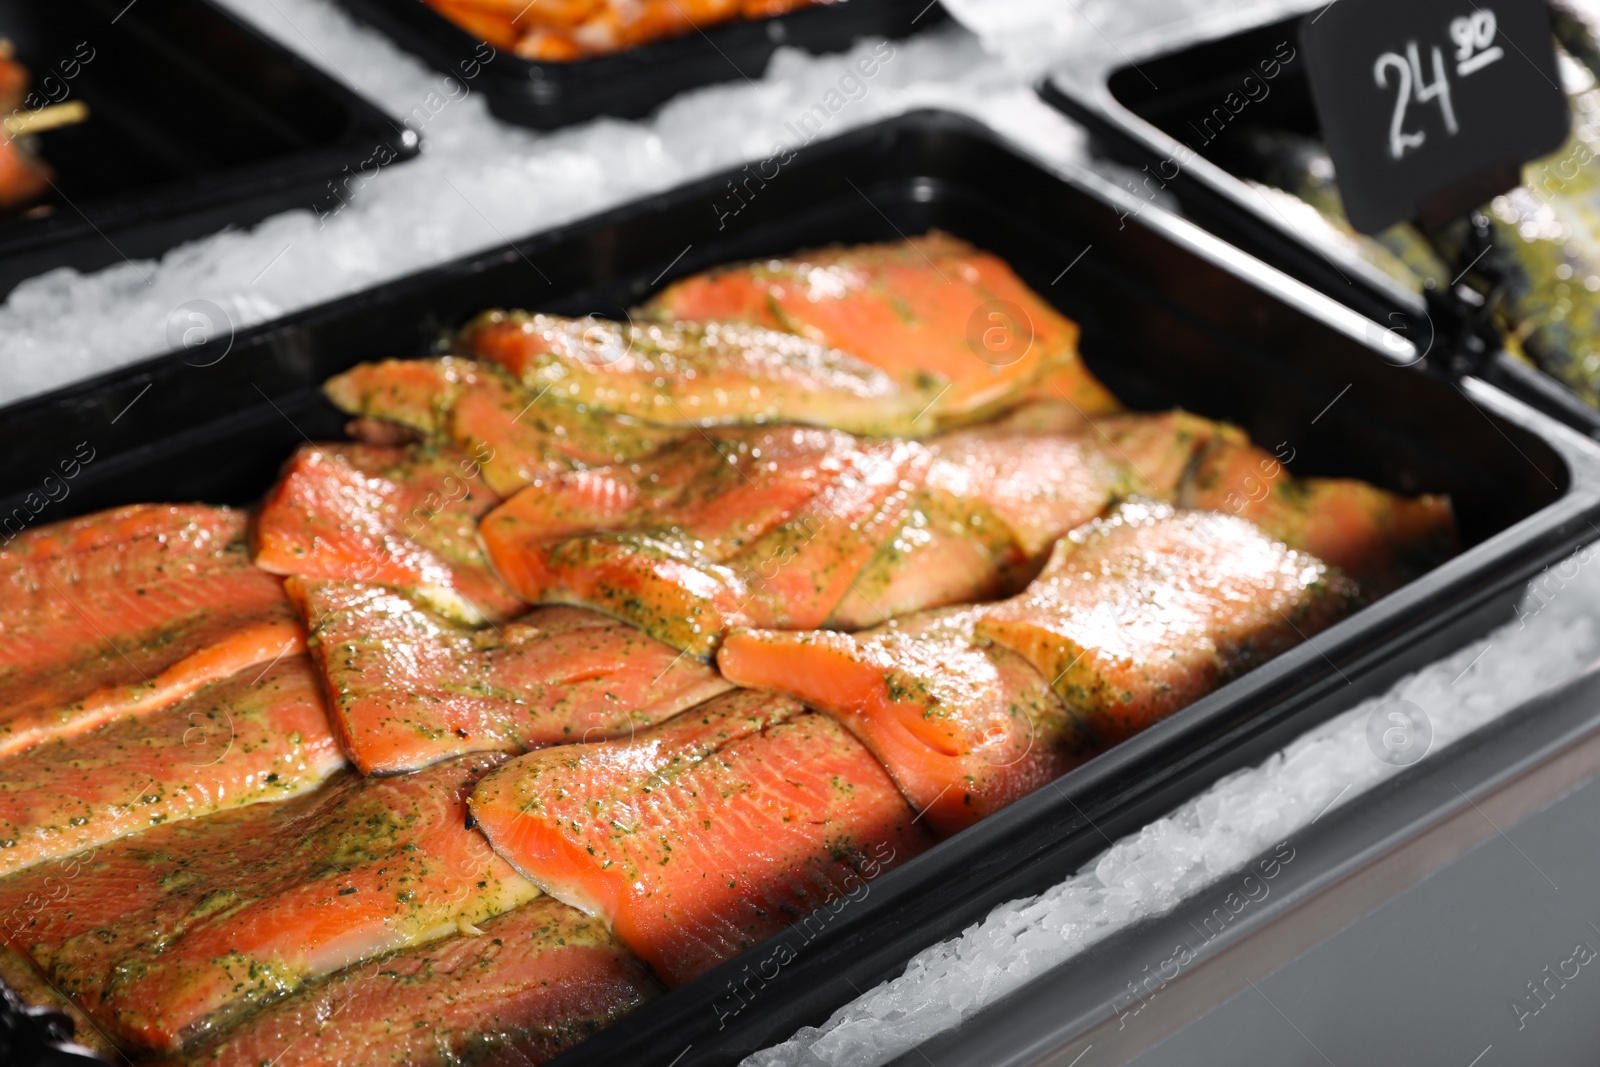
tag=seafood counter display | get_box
[0,235,1458,1065]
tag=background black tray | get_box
[0,0,418,298]
[4,110,1600,1066]
[329,0,945,129]
[1039,13,1600,442]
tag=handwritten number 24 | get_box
[1374,42,1458,161]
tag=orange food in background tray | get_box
[424,0,831,61]
[0,43,51,211]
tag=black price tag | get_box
[1301,0,1569,234]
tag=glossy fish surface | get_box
[469,690,932,985]
[289,577,731,775]
[976,500,1359,745]
[718,608,1098,834]
[176,897,659,1067]
[0,754,537,1053]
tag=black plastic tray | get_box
[4,110,1600,1067]
[329,0,945,129]
[893,659,1600,1066]
[0,0,418,298]
[1039,14,1600,442]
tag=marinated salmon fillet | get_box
[481,428,926,656]
[643,233,1120,423]
[0,654,343,880]
[826,489,1022,630]
[323,357,470,438]
[827,426,1139,628]
[925,430,1136,557]
[1179,437,1457,593]
[253,442,525,625]
[288,577,733,775]
[458,312,946,437]
[718,608,1098,834]
[324,357,685,496]
[0,754,538,1053]
[1082,410,1236,497]
[448,368,686,496]
[1032,411,1457,594]
[0,617,304,764]
[831,412,1276,629]
[977,501,1359,745]
[0,505,298,755]
[179,897,659,1067]
[469,689,933,985]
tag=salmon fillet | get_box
[178,897,659,1067]
[831,413,1272,630]
[642,233,1120,423]
[253,442,525,625]
[718,608,1098,834]
[458,312,946,437]
[977,500,1359,745]
[1075,413,1456,592]
[469,690,933,985]
[827,426,1141,628]
[0,754,538,1053]
[1078,410,1236,496]
[1179,437,1457,593]
[927,430,1136,557]
[324,357,686,496]
[0,654,343,881]
[322,357,469,437]
[0,505,298,756]
[288,577,733,775]
[0,618,304,765]
[480,428,926,656]
[826,489,1022,630]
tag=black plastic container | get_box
[4,110,1600,1066]
[1039,14,1600,441]
[0,0,418,297]
[329,0,944,129]
[892,659,1600,1066]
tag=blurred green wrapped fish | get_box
[1441,50,1600,405]
[1239,129,1450,295]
